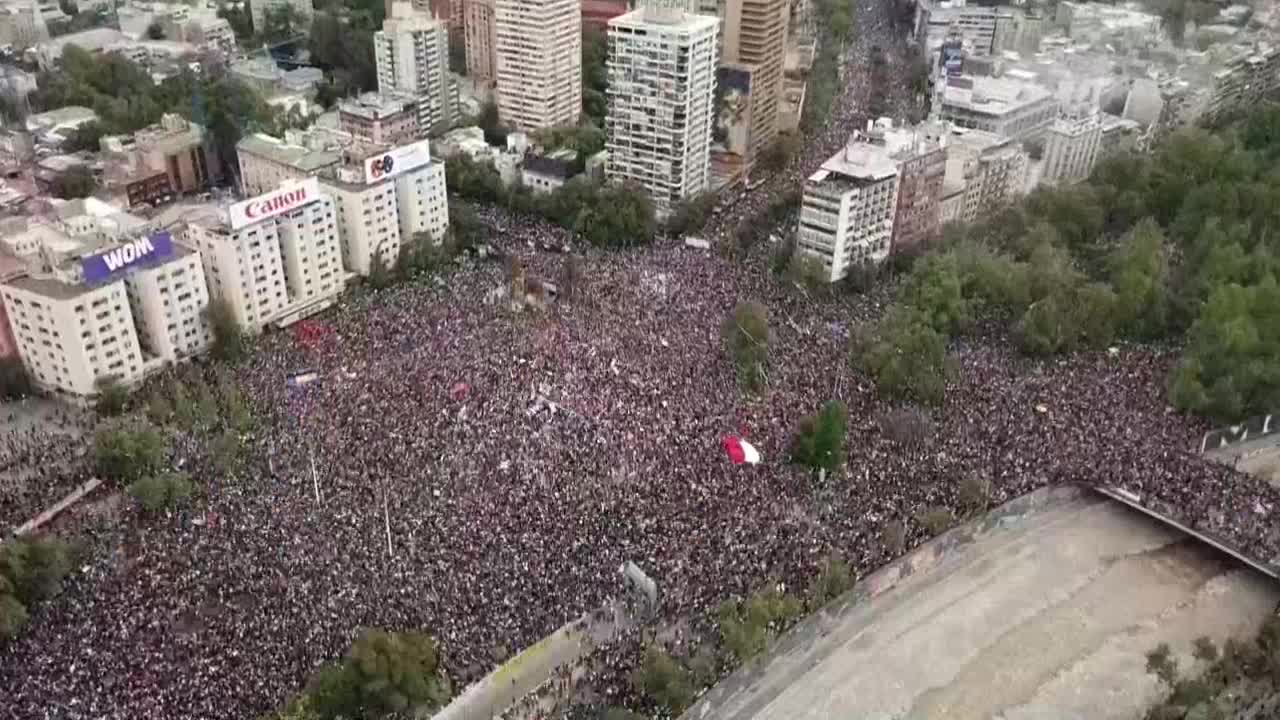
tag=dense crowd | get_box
[1,406,94,531]
[2,4,1278,720]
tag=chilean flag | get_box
[722,435,761,465]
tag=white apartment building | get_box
[1,277,145,397]
[123,244,212,363]
[794,136,900,283]
[184,178,345,332]
[494,0,582,132]
[939,75,1059,141]
[1041,109,1101,185]
[606,6,719,215]
[376,2,457,135]
[320,140,449,276]
[0,226,196,398]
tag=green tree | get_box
[308,629,451,719]
[0,537,74,607]
[94,424,167,483]
[807,554,855,608]
[51,165,96,199]
[901,253,970,334]
[94,375,129,417]
[127,472,194,513]
[1170,276,1280,421]
[717,586,804,663]
[146,21,164,39]
[666,191,717,237]
[1109,217,1171,339]
[633,646,695,715]
[789,400,848,472]
[758,132,802,173]
[859,307,947,405]
[723,301,770,393]
[207,299,249,363]
[62,121,104,153]
[0,575,29,640]
[0,357,32,400]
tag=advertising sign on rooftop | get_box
[81,231,174,285]
[228,177,320,230]
[362,140,431,185]
[941,41,964,77]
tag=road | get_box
[683,489,1280,720]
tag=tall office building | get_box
[494,0,581,131]
[606,4,719,215]
[464,0,497,84]
[721,0,789,161]
[376,2,458,135]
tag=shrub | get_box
[807,554,855,608]
[94,424,166,483]
[1145,642,1179,686]
[0,536,75,606]
[723,301,770,393]
[881,519,907,557]
[94,375,129,416]
[859,307,947,405]
[308,629,451,719]
[958,476,991,514]
[1192,636,1219,663]
[633,645,695,715]
[915,506,954,536]
[717,586,804,663]
[208,299,249,363]
[127,472,194,513]
[790,400,848,472]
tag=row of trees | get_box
[857,108,1280,422]
[30,46,283,169]
[263,629,451,720]
[633,557,856,716]
[445,154,657,248]
[0,537,76,641]
[801,0,855,132]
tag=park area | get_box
[1,229,1279,719]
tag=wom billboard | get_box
[363,140,431,185]
[81,231,174,285]
[228,177,320,230]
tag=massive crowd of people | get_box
[1,405,94,532]
[2,4,1278,720]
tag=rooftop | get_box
[812,135,899,184]
[942,75,1055,116]
[6,273,96,300]
[609,6,720,32]
[237,133,341,172]
[338,92,417,120]
[26,106,97,132]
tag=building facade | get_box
[184,178,344,332]
[939,75,1059,140]
[494,0,582,131]
[338,92,422,146]
[123,245,212,363]
[237,133,341,197]
[321,141,449,276]
[606,6,719,215]
[1205,46,1280,124]
[795,136,900,283]
[943,126,1028,224]
[721,0,789,162]
[464,0,497,84]
[890,141,945,256]
[376,2,458,135]
[101,114,221,197]
[1041,110,1101,185]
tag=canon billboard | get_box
[228,178,321,230]
[362,140,431,185]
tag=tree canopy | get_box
[867,106,1280,423]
